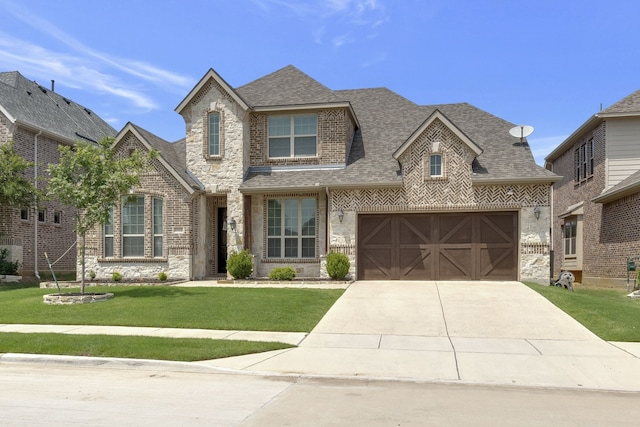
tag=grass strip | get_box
[0,286,344,332]
[524,282,640,342]
[0,332,292,361]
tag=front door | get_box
[217,207,227,274]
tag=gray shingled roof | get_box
[600,88,640,114]
[0,71,116,143]
[239,66,556,191]
[127,123,202,191]
[236,65,342,106]
[592,168,640,203]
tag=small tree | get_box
[47,137,155,294]
[0,141,40,208]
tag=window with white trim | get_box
[152,198,163,258]
[267,197,316,258]
[563,218,577,257]
[430,154,443,177]
[122,196,144,257]
[268,114,317,158]
[104,207,114,257]
[208,112,220,156]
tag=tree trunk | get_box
[81,232,86,294]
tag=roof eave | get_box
[239,180,403,194]
[545,114,602,163]
[14,119,76,145]
[471,175,562,185]
[252,102,361,129]
[592,182,640,204]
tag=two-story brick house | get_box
[0,71,116,277]
[83,65,559,283]
[546,89,640,286]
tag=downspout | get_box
[34,130,42,279]
[325,186,330,255]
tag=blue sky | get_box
[1,0,639,166]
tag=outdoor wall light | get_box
[337,209,344,223]
[229,217,237,232]
[533,206,541,220]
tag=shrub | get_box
[0,248,20,275]
[226,250,253,279]
[269,266,296,281]
[112,271,122,282]
[326,252,350,280]
[158,271,168,281]
[89,270,96,280]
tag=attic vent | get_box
[83,108,92,115]
[62,97,71,105]
[26,90,32,96]
[38,85,47,94]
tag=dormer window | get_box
[268,114,317,158]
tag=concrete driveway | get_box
[209,281,640,391]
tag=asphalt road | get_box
[2,363,639,426]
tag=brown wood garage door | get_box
[357,212,518,280]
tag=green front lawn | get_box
[525,283,640,342]
[0,285,344,332]
[0,284,343,361]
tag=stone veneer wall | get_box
[0,118,78,275]
[180,76,249,276]
[82,134,194,281]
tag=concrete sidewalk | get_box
[2,280,640,392]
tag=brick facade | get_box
[0,117,77,276]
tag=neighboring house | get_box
[545,89,640,286]
[84,65,559,283]
[0,71,116,276]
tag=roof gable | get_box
[115,123,202,194]
[175,68,249,114]
[236,65,341,107]
[600,88,640,115]
[393,109,483,160]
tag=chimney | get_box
[51,80,55,92]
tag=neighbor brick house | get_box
[545,88,640,286]
[0,71,116,277]
[83,65,559,283]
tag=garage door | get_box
[357,212,517,280]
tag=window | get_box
[122,196,144,257]
[208,112,220,156]
[268,114,317,158]
[574,139,594,182]
[153,198,163,258]
[53,211,61,225]
[104,207,114,257]
[563,218,577,257]
[267,198,316,258]
[430,154,442,177]
[38,209,46,223]
[20,208,29,221]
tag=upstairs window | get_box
[574,138,594,182]
[430,154,443,177]
[268,114,317,158]
[20,208,29,221]
[208,112,220,156]
[38,209,46,223]
[53,211,62,225]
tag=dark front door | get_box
[358,212,517,280]
[217,207,227,274]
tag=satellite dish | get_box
[509,125,534,141]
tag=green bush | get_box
[112,271,122,282]
[326,252,350,280]
[0,248,20,275]
[89,270,96,280]
[226,250,253,279]
[158,271,168,281]
[269,266,296,281]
